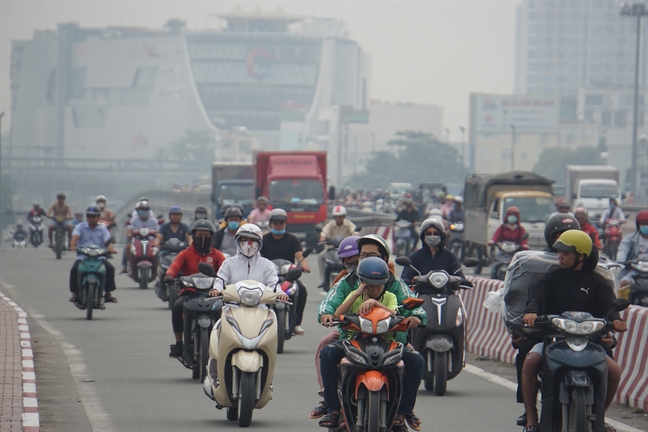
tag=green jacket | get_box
[317,271,428,343]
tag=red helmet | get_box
[636,209,648,230]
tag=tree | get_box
[0,175,14,230]
[345,130,468,189]
[532,146,601,184]
[168,129,215,163]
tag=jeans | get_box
[320,341,424,415]
[171,295,187,333]
[69,260,116,293]
[295,280,308,326]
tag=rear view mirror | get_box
[314,223,324,233]
[463,257,480,268]
[198,262,216,277]
[522,233,529,241]
[395,256,411,267]
[302,248,312,258]
[608,298,630,315]
[401,297,425,310]
[328,186,336,201]
[285,268,303,282]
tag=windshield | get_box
[268,180,324,205]
[502,196,554,223]
[579,184,619,199]
[216,184,254,203]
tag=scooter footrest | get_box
[74,302,87,310]
[176,358,193,370]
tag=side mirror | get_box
[621,193,627,200]
[395,256,411,267]
[522,233,529,241]
[401,297,425,310]
[608,298,630,315]
[463,257,481,267]
[210,191,216,203]
[314,223,324,233]
[285,268,303,282]
[302,248,312,258]
[198,262,216,277]
[328,186,336,201]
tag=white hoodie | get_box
[215,252,278,291]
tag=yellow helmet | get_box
[553,229,592,257]
[445,195,454,201]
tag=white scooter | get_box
[201,264,302,427]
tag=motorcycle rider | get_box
[599,197,625,227]
[155,206,191,247]
[68,205,118,304]
[95,195,115,223]
[395,198,420,251]
[574,206,602,250]
[72,212,84,226]
[447,196,465,223]
[211,206,243,254]
[318,257,425,431]
[47,192,73,248]
[617,209,648,291]
[164,219,226,358]
[487,206,529,279]
[440,194,454,219]
[317,206,357,288]
[13,224,28,246]
[121,200,159,273]
[247,196,271,224]
[28,202,46,222]
[193,205,208,221]
[260,208,311,335]
[521,230,627,432]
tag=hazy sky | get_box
[0,0,519,136]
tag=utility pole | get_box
[510,124,516,171]
[459,126,466,167]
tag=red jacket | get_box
[581,221,603,250]
[166,246,226,293]
[491,223,528,246]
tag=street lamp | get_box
[620,2,648,197]
[510,124,516,171]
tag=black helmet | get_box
[194,205,208,219]
[191,219,215,234]
[86,205,101,216]
[357,257,390,286]
[57,192,66,199]
[224,206,243,219]
[269,208,288,222]
[544,213,580,248]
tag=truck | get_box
[210,163,255,220]
[254,151,332,247]
[463,171,555,274]
[565,165,621,223]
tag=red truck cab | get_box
[255,151,330,247]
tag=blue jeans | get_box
[320,341,424,415]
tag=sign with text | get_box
[473,94,559,133]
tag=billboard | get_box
[472,94,559,133]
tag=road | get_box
[0,246,592,431]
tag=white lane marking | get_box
[22,412,40,427]
[23,397,38,407]
[465,364,644,432]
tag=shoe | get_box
[522,426,539,432]
[69,294,78,302]
[294,325,305,335]
[169,342,183,358]
[119,267,128,274]
[104,293,118,303]
[516,412,527,427]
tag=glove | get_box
[164,275,175,285]
[460,279,474,288]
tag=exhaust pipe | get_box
[203,376,215,401]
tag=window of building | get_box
[601,110,612,126]
[501,148,512,160]
[614,110,628,127]
[585,94,603,106]
[478,148,492,160]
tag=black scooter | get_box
[318,234,345,293]
[626,259,648,306]
[156,238,187,308]
[523,299,629,432]
[396,256,479,396]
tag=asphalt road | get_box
[0,246,548,431]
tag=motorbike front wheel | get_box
[366,389,382,432]
[276,308,286,354]
[200,327,209,383]
[567,387,587,432]
[238,372,255,427]
[139,269,149,290]
[434,351,448,396]
[55,234,63,259]
[168,283,178,310]
[86,283,95,320]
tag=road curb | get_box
[0,290,40,432]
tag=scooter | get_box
[53,216,70,259]
[448,222,465,260]
[603,219,622,261]
[626,259,648,306]
[202,265,302,427]
[12,232,27,248]
[75,245,111,320]
[327,297,425,432]
[492,241,524,280]
[29,217,44,247]
[128,227,158,289]
[319,234,345,293]
[156,238,187,308]
[523,299,629,432]
[394,220,413,257]
[396,256,479,396]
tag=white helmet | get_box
[235,224,263,258]
[96,195,107,210]
[429,208,443,217]
[332,206,347,216]
[453,196,463,204]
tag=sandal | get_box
[295,325,305,335]
[392,417,408,432]
[309,401,326,419]
[104,293,118,303]
[605,422,617,432]
[522,426,539,432]
[403,412,422,431]
[318,412,339,428]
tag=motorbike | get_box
[256,220,270,235]
[12,232,27,248]
[156,238,187,308]
[128,227,158,289]
[319,234,345,293]
[98,219,116,243]
[53,216,69,259]
[176,263,222,382]
[29,217,44,247]
[74,245,111,320]
[271,249,311,354]
[394,220,413,257]
[491,240,525,281]
[603,219,622,261]
[202,265,302,427]
[522,298,629,432]
[396,256,479,396]
[626,259,648,306]
[326,297,425,432]
[448,222,465,260]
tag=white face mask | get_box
[238,238,260,258]
[97,202,105,210]
[425,235,442,248]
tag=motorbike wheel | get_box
[199,328,209,383]
[568,387,586,432]
[322,270,330,293]
[55,236,62,259]
[276,309,286,354]
[86,284,95,321]
[366,389,381,432]
[433,351,448,396]
[237,372,255,427]
[168,283,178,310]
[191,331,200,380]
[139,269,149,290]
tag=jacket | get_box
[617,231,645,279]
[581,221,602,250]
[166,246,226,295]
[211,227,227,250]
[491,223,528,246]
[400,246,464,287]
[214,252,278,291]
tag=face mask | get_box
[610,204,616,210]
[640,226,648,235]
[97,202,105,210]
[239,239,260,258]
[193,236,212,255]
[137,209,149,219]
[424,235,441,248]
[196,212,207,220]
[507,215,518,224]
[227,221,240,231]
[271,228,286,235]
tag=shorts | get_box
[529,342,544,358]
[49,220,72,229]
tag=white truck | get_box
[565,165,621,222]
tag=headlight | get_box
[376,317,391,334]
[193,277,215,289]
[87,249,99,257]
[182,280,194,287]
[552,318,604,335]
[501,243,517,253]
[456,308,463,326]
[239,289,263,307]
[198,315,212,328]
[345,347,367,365]
[139,228,150,237]
[637,262,648,272]
[359,317,373,334]
[429,272,449,288]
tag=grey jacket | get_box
[616,231,643,279]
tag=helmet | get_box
[357,234,391,260]
[269,208,288,222]
[555,197,567,206]
[169,206,183,215]
[553,229,592,257]
[224,206,243,219]
[437,191,446,199]
[194,205,208,218]
[544,213,580,247]
[419,217,446,244]
[636,209,648,230]
[357,257,390,286]
[33,202,40,208]
[235,224,263,258]
[191,219,215,234]
[136,200,150,210]
[574,206,588,219]
[504,206,521,222]
[57,192,66,199]
[445,195,454,202]
[85,205,101,216]
[338,236,361,258]
[95,195,107,203]
[332,206,347,216]
[428,208,443,217]
[257,196,269,203]
[453,196,463,204]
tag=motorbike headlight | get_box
[193,277,215,289]
[182,280,194,287]
[502,243,516,253]
[239,289,263,307]
[87,249,99,257]
[456,308,463,326]
[637,262,648,272]
[429,272,449,288]
[198,315,212,328]
[139,228,150,237]
[376,317,391,335]
[552,318,604,335]
[359,317,374,334]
